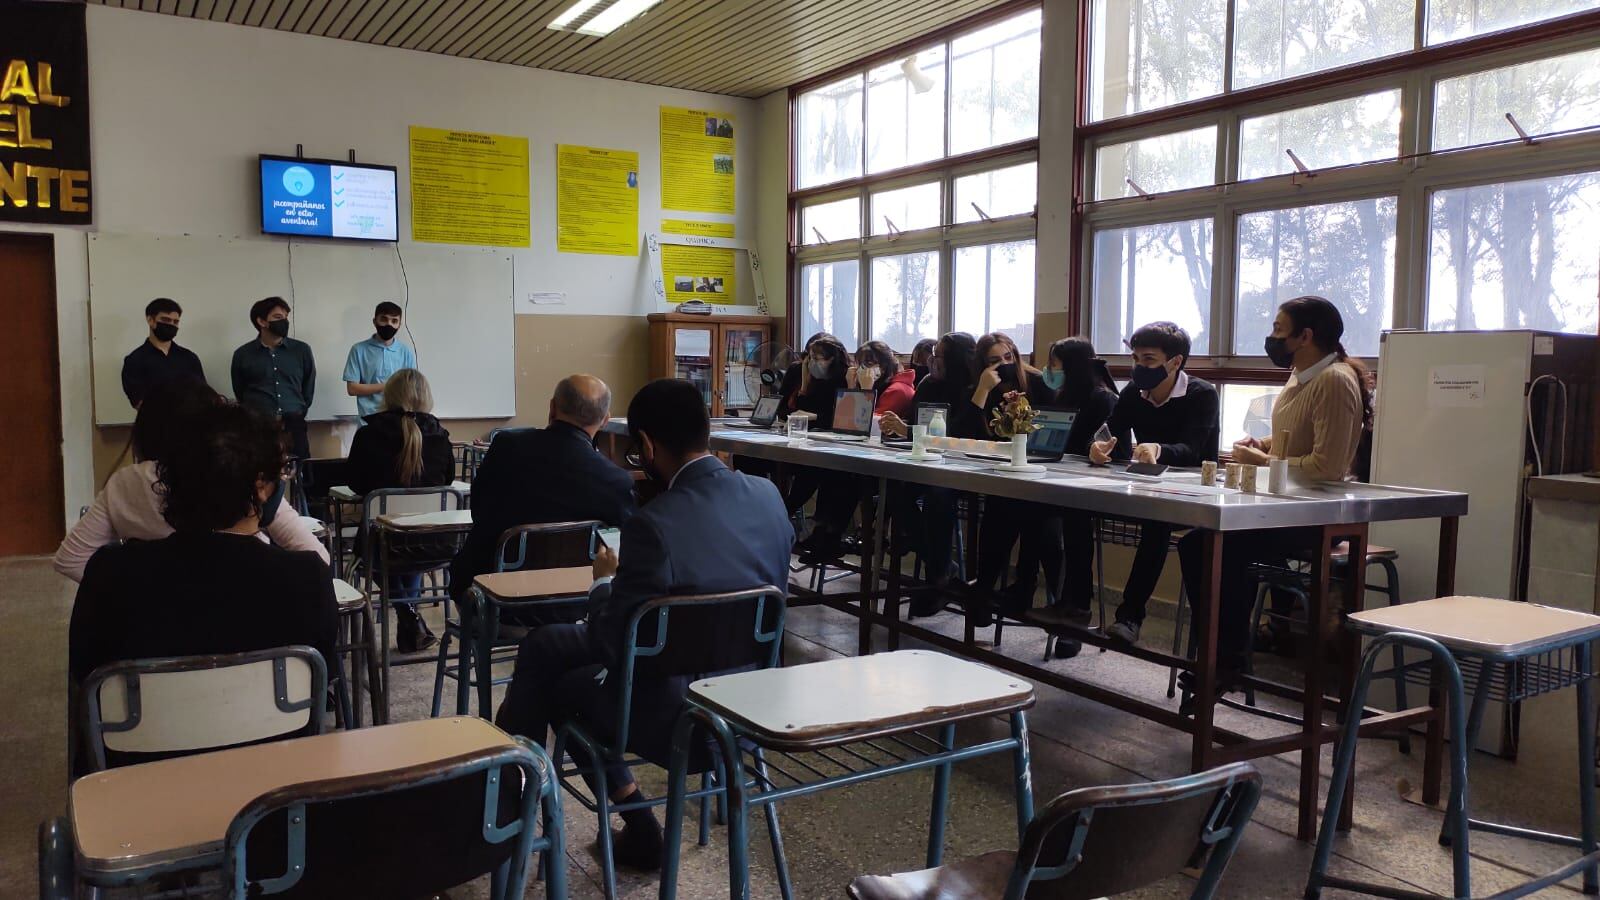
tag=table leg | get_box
[1299,527,1333,842]
[927,722,956,867]
[1423,516,1461,807]
[1192,530,1222,775]
[858,475,890,657]
[378,533,392,724]
[1336,526,1368,834]
[1437,516,1459,597]
[361,600,384,726]
[1578,644,1597,894]
[1010,710,1035,842]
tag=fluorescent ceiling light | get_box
[547,0,662,36]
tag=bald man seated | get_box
[449,375,637,605]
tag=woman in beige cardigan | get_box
[1174,296,1370,709]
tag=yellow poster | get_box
[409,126,530,247]
[556,145,639,255]
[663,244,737,306]
[659,106,735,215]
[662,219,735,238]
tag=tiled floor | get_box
[4,554,1593,898]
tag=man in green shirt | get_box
[231,296,316,459]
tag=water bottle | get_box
[927,409,947,439]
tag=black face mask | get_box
[267,319,290,338]
[257,478,287,529]
[912,364,930,383]
[1263,335,1296,368]
[1130,363,1169,391]
[375,324,399,342]
[996,363,1019,384]
[152,322,179,342]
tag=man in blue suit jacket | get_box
[495,378,793,871]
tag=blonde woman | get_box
[346,368,455,651]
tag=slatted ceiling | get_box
[89,0,1024,97]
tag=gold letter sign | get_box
[0,2,90,224]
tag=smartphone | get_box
[1126,462,1169,477]
[598,527,622,556]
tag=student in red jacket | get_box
[849,341,915,419]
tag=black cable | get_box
[394,241,417,366]
[286,238,297,307]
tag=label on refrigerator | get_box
[1428,364,1487,408]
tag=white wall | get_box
[38,5,767,523]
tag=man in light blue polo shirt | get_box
[343,301,417,417]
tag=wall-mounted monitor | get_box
[259,155,398,241]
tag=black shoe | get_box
[1028,605,1093,628]
[397,615,438,653]
[997,582,1037,618]
[1053,639,1082,659]
[1177,668,1243,717]
[960,582,995,628]
[909,592,944,618]
[797,527,845,565]
[607,819,664,871]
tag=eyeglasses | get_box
[624,447,643,468]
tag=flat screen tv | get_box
[259,155,398,241]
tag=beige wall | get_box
[91,313,652,484]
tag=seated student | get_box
[449,375,635,602]
[783,335,851,516]
[1176,297,1367,705]
[1054,322,1219,645]
[54,378,327,583]
[794,342,916,562]
[495,379,793,870]
[909,337,937,385]
[68,402,338,700]
[345,368,456,652]
[121,297,206,409]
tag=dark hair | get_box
[854,341,902,391]
[1128,321,1191,370]
[628,379,710,457]
[157,403,287,532]
[249,296,291,328]
[1279,295,1373,427]
[807,336,850,381]
[1048,336,1117,405]
[802,332,837,351]
[934,332,979,390]
[976,332,1029,393]
[132,378,223,463]
[374,301,403,318]
[910,338,937,365]
[145,297,181,318]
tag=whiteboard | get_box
[88,233,515,425]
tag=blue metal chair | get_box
[80,646,327,772]
[436,520,602,718]
[847,761,1263,900]
[554,586,788,900]
[220,737,564,900]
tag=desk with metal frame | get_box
[599,421,1469,842]
[372,508,473,722]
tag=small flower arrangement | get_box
[990,390,1040,439]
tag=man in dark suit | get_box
[495,379,793,871]
[449,374,636,600]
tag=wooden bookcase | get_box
[647,313,774,418]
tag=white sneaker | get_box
[1105,620,1141,644]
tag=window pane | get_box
[1429,0,1600,44]
[1091,218,1215,354]
[1427,172,1600,333]
[953,240,1037,348]
[801,197,862,245]
[870,181,942,236]
[955,162,1038,223]
[871,252,942,352]
[801,259,862,351]
[1233,0,1414,89]
[950,10,1042,153]
[1220,383,1284,443]
[1095,125,1218,199]
[1090,0,1226,121]
[797,75,863,189]
[1432,48,1600,151]
[1239,90,1402,180]
[868,47,947,174]
[1235,198,1397,356]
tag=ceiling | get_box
[91,0,1019,98]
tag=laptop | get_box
[722,395,782,429]
[808,389,875,442]
[958,406,1079,463]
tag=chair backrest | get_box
[296,457,349,519]
[613,587,786,753]
[1013,761,1262,900]
[81,647,327,772]
[223,738,550,899]
[493,520,601,574]
[357,485,469,565]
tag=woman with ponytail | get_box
[346,367,455,651]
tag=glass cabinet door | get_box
[671,325,716,411]
[722,326,767,414]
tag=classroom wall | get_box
[1033,0,1080,356]
[49,5,771,520]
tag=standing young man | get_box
[121,298,206,408]
[231,296,316,460]
[342,301,416,418]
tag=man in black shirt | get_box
[121,297,206,408]
[1038,322,1219,645]
[231,296,316,460]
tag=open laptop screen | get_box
[832,389,876,435]
[749,396,781,426]
[1027,407,1078,457]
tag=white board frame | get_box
[644,232,768,315]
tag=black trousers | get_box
[280,412,311,461]
[1176,526,1313,672]
[975,499,1063,601]
[1058,516,1173,621]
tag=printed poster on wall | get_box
[662,218,734,239]
[662,244,737,306]
[0,2,90,225]
[659,106,734,215]
[409,125,529,247]
[556,144,639,255]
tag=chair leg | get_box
[430,621,452,718]
[1377,559,1411,754]
[359,602,384,726]
[1093,519,1106,638]
[1578,643,1598,894]
[593,762,618,900]
[1009,711,1034,842]
[489,858,510,900]
[1167,583,1188,698]
[926,723,956,868]
[1439,660,1497,847]
[751,749,794,900]
[456,601,475,717]
[698,769,713,847]
[476,603,498,720]
[540,763,569,900]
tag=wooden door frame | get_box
[1,231,66,549]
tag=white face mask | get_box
[863,366,881,386]
[808,359,831,379]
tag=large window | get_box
[791,7,1043,355]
